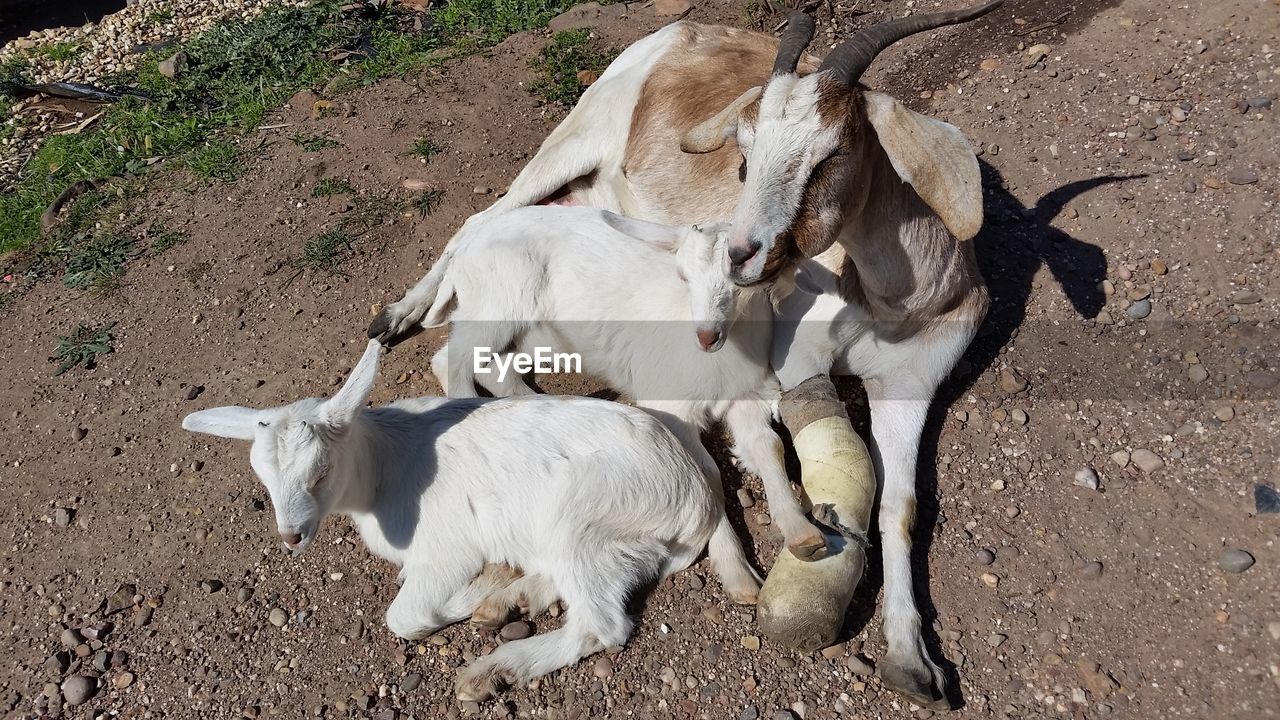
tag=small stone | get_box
[133,606,154,627]
[60,675,97,706]
[1268,622,1280,641]
[844,654,874,675]
[401,672,422,692]
[1126,299,1151,319]
[1073,467,1099,490]
[998,368,1028,394]
[54,507,73,527]
[268,608,288,627]
[740,635,761,651]
[736,488,755,508]
[1151,260,1167,275]
[576,69,599,86]
[1218,548,1255,573]
[1230,289,1261,304]
[981,573,999,588]
[592,656,613,678]
[1248,96,1273,109]
[60,627,84,648]
[976,548,996,565]
[1131,449,1164,473]
[237,586,254,603]
[1010,408,1028,425]
[1026,43,1051,61]
[1081,561,1105,578]
[979,58,1000,71]
[739,708,760,720]
[472,186,492,195]
[112,671,135,689]
[1254,484,1280,514]
[184,384,205,401]
[348,618,364,640]
[1226,168,1259,185]
[1004,505,1021,519]
[819,644,845,660]
[72,427,88,441]
[1109,450,1130,468]
[1171,107,1188,122]
[201,579,224,594]
[1188,365,1208,383]
[987,633,1008,647]
[1214,405,1235,422]
[158,51,186,79]
[500,621,532,640]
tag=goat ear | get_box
[863,92,983,241]
[601,211,682,252]
[182,406,264,440]
[320,340,382,429]
[681,86,762,153]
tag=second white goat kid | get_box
[381,205,828,561]
[182,340,756,701]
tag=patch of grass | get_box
[412,188,445,217]
[408,137,442,161]
[41,42,81,62]
[291,228,354,275]
[437,0,575,50]
[290,133,340,152]
[187,139,241,180]
[529,29,616,107]
[63,233,137,291]
[148,222,187,252]
[312,177,354,197]
[52,320,117,375]
[144,8,175,27]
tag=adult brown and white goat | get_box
[372,1,1001,708]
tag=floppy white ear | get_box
[182,406,264,440]
[864,92,983,241]
[601,211,683,252]
[320,339,382,428]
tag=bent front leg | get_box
[386,554,484,640]
[757,375,877,652]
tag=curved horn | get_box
[681,86,762,154]
[772,12,816,75]
[820,0,1004,85]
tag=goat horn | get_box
[680,86,763,154]
[773,12,816,75]
[819,0,1004,86]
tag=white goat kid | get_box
[391,205,828,563]
[181,340,752,701]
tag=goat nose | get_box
[696,329,721,350]
[728,240,761,267]
[280,531,303,547]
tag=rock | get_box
[1081,561,1105,578]
[60,675,97,706]
[1248,96,1273,109]
[987,633,1008,647]
[548,1,629,31]
[1214,404,1235,422]
[740,635,761,651]
[1230,289,1261,304]
[1010,408,1028,425]
[500,621,532,640]
[1188,365,1209,383]
[998,368,1028,394]
[1026,43,1051,62]
[739,708,760,720]
[1172,107,1188,121]
[268,608,288,627]
[736,488,755,508]
[979,58,1000,71]
[111,671,134,689]
[976,548,996,565]
[184,384,205,401]
[158,51,186,79]
[45,651,70,673]
[237,587,254,603]
[72,426,88,441]
[1218,548,1255,573]
[576,69,599,86]
[54,507,73,527]
[348,618,364,640]
[1226,168,1260,185]
[201,579,223,593]
[132,606,153,627]
[844,654,874,675]
[1254,484,1280,514]
[1131,449,1163,473]
[1126,299,1151,319]
[402,672,422,692]
[652,0,693,15]
[472,186,492,195]
[591,656,613,678]
[1073,467,1100,490]
[981,572,999,588]
[1109,450,1130,468]
[60,627,84,648]
[82,621,112,641]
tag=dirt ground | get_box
[1,0,1278,718]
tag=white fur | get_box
[390,205,824,555]
[182,340,756,701]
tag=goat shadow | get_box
[809,163,1139,709]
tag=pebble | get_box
[1110,450,1130,468]
[1126,299,1152,319]
[184,384,205,401]
[1081,561,1105,578]
[987,633,1008,647]
[737,488,755,508]
[1269,622,1280,641]
[981,573,999,588]
[1226,168,1260,185]
[268,608,288,627]
[1230,289,1261,304]
[740,635,761,650]
[976,548,996,565]
[472,186,492,195]
[1214,405,1235,422]
[1248,96,1273,109]
[1255,484,1280,514]
[998,368,1028,394]
[739,708,760,720]
[53,507,73,527]
[237,587,254,603]
[500,621,533,640]
[1218,548,1255,573]
[1131,449,1164,473]
[844,655,874,675]
[1188,365,1208,383]
[1004,505,1021,519]
[60,675,96,706]
[1073,467,1100,490]
[60,628,84,648]
[112,671,135,689]
[591,656,613,678]
[401,672,422,692]
[72,427,88,441]
[1010,408,1028,425]
[201,579,223,593]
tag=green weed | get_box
[408,137,442,161]
[52,320,117,375]
[412,188,445,217]
[148,222,187,252]
[291,228,353,275]
[290,133,340,152]
[437,0,575,49]
[312,177,354,197]
[144,8,175,27]
[41,43,81,62]
[62,233,137,291]
[187,139,241,180]
[529,29,616,107]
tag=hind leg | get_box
[441,320,519,398]
[455,542,647,701]
[725,401,827,561]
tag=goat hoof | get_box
[455,664,504,703]
[787,529,829,562]
[727,587,760,606]
[758,536,866,651]
[367,308,395,343]
[879,656,951,711]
